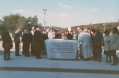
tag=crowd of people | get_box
[1,26,119,66]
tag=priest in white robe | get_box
[78,28,93,60]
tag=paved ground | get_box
[0,71,119,78]
[0,51,119,72]
[0,41,119,78]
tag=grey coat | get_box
[102,35,110,51]
[14,31,21,43]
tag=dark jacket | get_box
[68,33,73,40]
[42,34,48,41]
[66,33,71,40]
[22,30,32,44]
[1,30,13,49]
[42,33,48,51]
[14,31,21,43]
[93,31,103,52]
[55,33,61,39]
[34,30,43,50]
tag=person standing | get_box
[90,29,96,59]
[61,32,67,39]
[48,28,55,39]
[1,27,13,60]
[78,28,84,40]
[14,28,21,56]
[68,31,73,40]
[65,30,70,40]
[93,28,103,62]
[31,26,35,56]
[42,30,48,54]
[87,28,91,34]
[22,27,32,57]
[55,30,61,39]
[34,26,43,59]
[78,28,93,60]
[77,27,84,58]
[72,30,78,40]
[102,30,112,63]
[109,27,119,65]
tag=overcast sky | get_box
[0,0,119,28]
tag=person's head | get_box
[87,28,91,33]
[66,30,69,34]
[32,26,35,31]
[84,28,88,33]
[95,28,100,33]
[55,30,57,33]
[73,30,76,34]
[70,31,73,35]
[104,30,109,36]
[17,27,21,32]
[35,26,40,30]
[77,27,80,31]
[49,28,53,32]
[91,29,95,35]
[42,30,46,34]
[111,27,118,34]
[61,32,65,36]
[79,28,84,33]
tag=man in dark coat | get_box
[34,26,43,59]
[93,28,103,62]
[65,30,70,40]
[22,27,32,57]
[1,27,13,60]
[14,28,21,56]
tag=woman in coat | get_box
[102,30,112,63]
[48,28,55,39]
[109,27,119,65]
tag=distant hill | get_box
[59,22,119,33]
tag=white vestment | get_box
[78,33,93,59]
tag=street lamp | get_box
[43,9,47,30]
[103,23,106,31]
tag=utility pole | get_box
[43,9,47,30]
